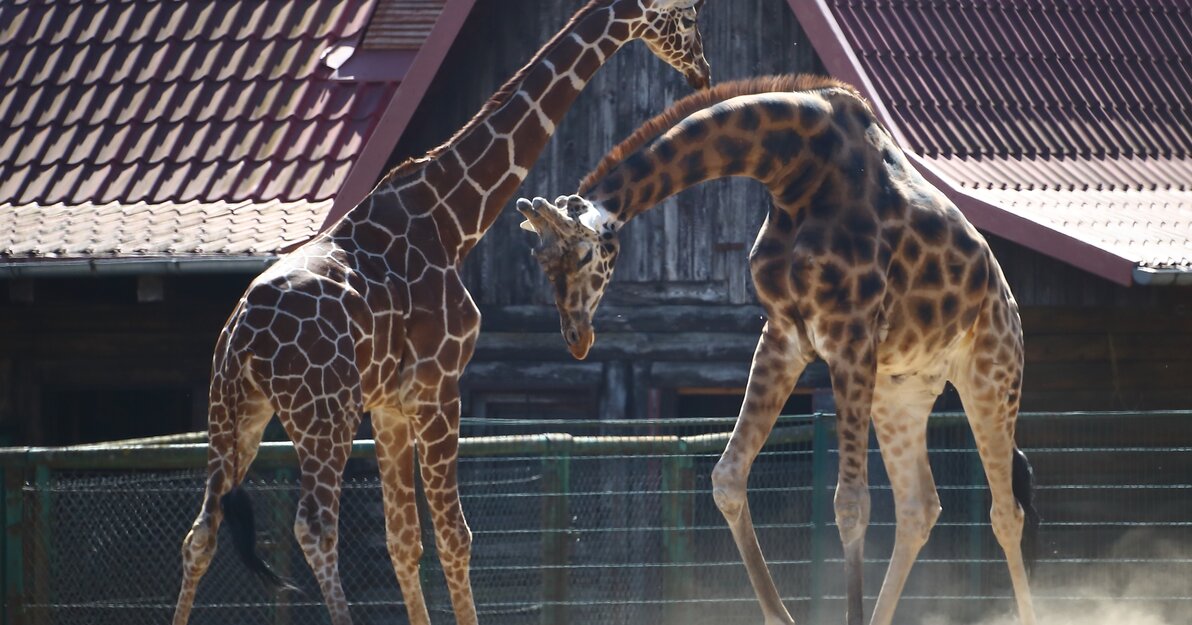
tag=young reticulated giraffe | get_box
[171,2,712,624]
[517,75,1039,625]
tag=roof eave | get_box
[905,153,1138,288]
[1133,266,1192,287]
[318,0,480,234]
[0,256,279,279]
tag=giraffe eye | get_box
[577,248,594,267]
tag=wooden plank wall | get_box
[392,0,823,308]
[987,236,1192,411]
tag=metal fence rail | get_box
[1,411,1189,625]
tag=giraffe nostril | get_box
[564,328,579,345]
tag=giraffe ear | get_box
[519,219,539,234]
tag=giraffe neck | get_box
[585,89,874,227]
[368,2,640,262]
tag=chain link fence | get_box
[2,411,1189,625]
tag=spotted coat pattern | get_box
[520,76,1037,625]
[171,2,711,624]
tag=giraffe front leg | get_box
[373,408,431,625]
[415,391,477,625]
[868,373,942,625]
[827,346,878,625]
[711,323,811,625]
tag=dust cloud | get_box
[921,529,1188,625]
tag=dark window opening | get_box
[41,387,194,446]
[675,391,814,419]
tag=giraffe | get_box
[170,2,712,624]
[517,75,1040,625]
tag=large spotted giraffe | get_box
[518,75,1039,625]
[171,2,711,624]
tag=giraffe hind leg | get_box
[173,367,274,625]
[373,407,431,625]
[952,322,1037,625]
[415,394,479,625]
[825,345,879,625]
[283,402,362,625]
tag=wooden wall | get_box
[393,0,824,308]
[389,0,830,420]
[987,236,1192,412]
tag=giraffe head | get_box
[516,195,619,360]
[635,0,711,90]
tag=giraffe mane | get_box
[578,74,859,194]
[382,0,612,182]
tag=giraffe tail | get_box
[1011,447,1041,574]
[221,486,299,592]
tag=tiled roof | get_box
[0,0,424,261]
[930,156,1192,271]
[792,0,1192,284]
[4,199,327,257]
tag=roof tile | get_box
[822,0,1192,273]
[1,0,453,259]
[0,165,30,202]
[0,8,32,46]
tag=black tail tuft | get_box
[221,486,296,591]
[1012,447,1040,574]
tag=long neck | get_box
[380,3,639,261]
[588,92,859,226]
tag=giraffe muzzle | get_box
[563,325,594,360]
[685,64,711,90]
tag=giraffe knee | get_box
[711,459,747,521]
[294,505,337,553]
[990,500,1024,546]
[386,531,424,571]
[834,484,871,545]
[433,508,472,557]
[896,497,941,546]
[180,516,218,569]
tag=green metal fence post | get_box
[3,461,25,625]
[540,434,572,625]
[30,466,49,623]
[662,439,695,625]
[809,412,833,623]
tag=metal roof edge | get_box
[1133,266,1192,287]
[317,0,479,234]
[0,256,279,279]
[786,0,1141,289]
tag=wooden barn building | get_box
[1,0,1189,446]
